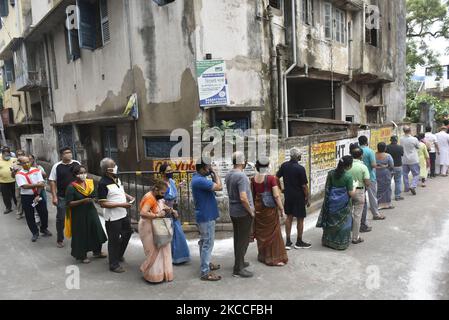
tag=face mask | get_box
[259,167,270,174]
[77,174,87,181]
[166,173,174,179]
[3,156,11,161]
[108,166,118,176]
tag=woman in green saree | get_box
[317,156,355,250]
[66,165,108,263]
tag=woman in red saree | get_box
[139,180,178,284]
[251,158,288,266]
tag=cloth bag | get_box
[152,217,173,248]
[260,175,277,208]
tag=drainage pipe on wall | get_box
[282,0,297,138]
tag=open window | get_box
[77,0,110,50]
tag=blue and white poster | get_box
[196,60,230,108]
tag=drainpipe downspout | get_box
[277,46,283,130]
[268,7,279,130]
[282,0,297,139]
[344,21,353,85]
[124,0,140,164]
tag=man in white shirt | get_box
[15,156,52,242]
[49,147,80,248]
[400,126,420,195]
[425,126,439,178]
[98,158,134,273]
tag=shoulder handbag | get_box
[327,171,350,214]
[260,175,277,208]
[152,217,173,249]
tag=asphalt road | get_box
[1,176,449,300]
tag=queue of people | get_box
[1,124,445,284]
[317,125,448,250]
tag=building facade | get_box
[0,0,406,173]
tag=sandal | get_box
[209,263,221,271]
[200,272,222,281]
[93,252,108,259]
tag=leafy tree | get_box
[406,0,449,78]
[406,93,449,123]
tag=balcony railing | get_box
[16,69,49,91]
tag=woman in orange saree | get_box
[139,180,178,284]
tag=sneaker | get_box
[56,241,64,248]
[110,266,125,273]
[395,196,404,201]
[16,214,23,220]
[31,234,39,242]
[352,238,364,244]
[232,269,253,278]
[40,230,52,237]
[294,241,312,249]
[285,240,293,250]
[410,188,417,195]
[4,209,12,214]
[360,225,372,233]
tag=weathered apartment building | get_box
[0,0,406,174]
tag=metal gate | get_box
[117,171,196,224]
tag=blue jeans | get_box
[198,220,216,277]
[403,163,420,191]
[393,167,403,198]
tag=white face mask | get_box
[77,174,87,181]
[259,167,271,174]
[112,166,118,175]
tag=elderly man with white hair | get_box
[97,158,134,273]
[225,151,255,278]
[276,147,311,250]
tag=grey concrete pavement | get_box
[1,176,449,300]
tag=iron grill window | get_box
[145,137,181,158]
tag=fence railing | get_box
[117,171,196,224]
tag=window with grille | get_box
[145,136,181,158]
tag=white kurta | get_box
[436,131,449,166]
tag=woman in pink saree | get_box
[139,180,178,284]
